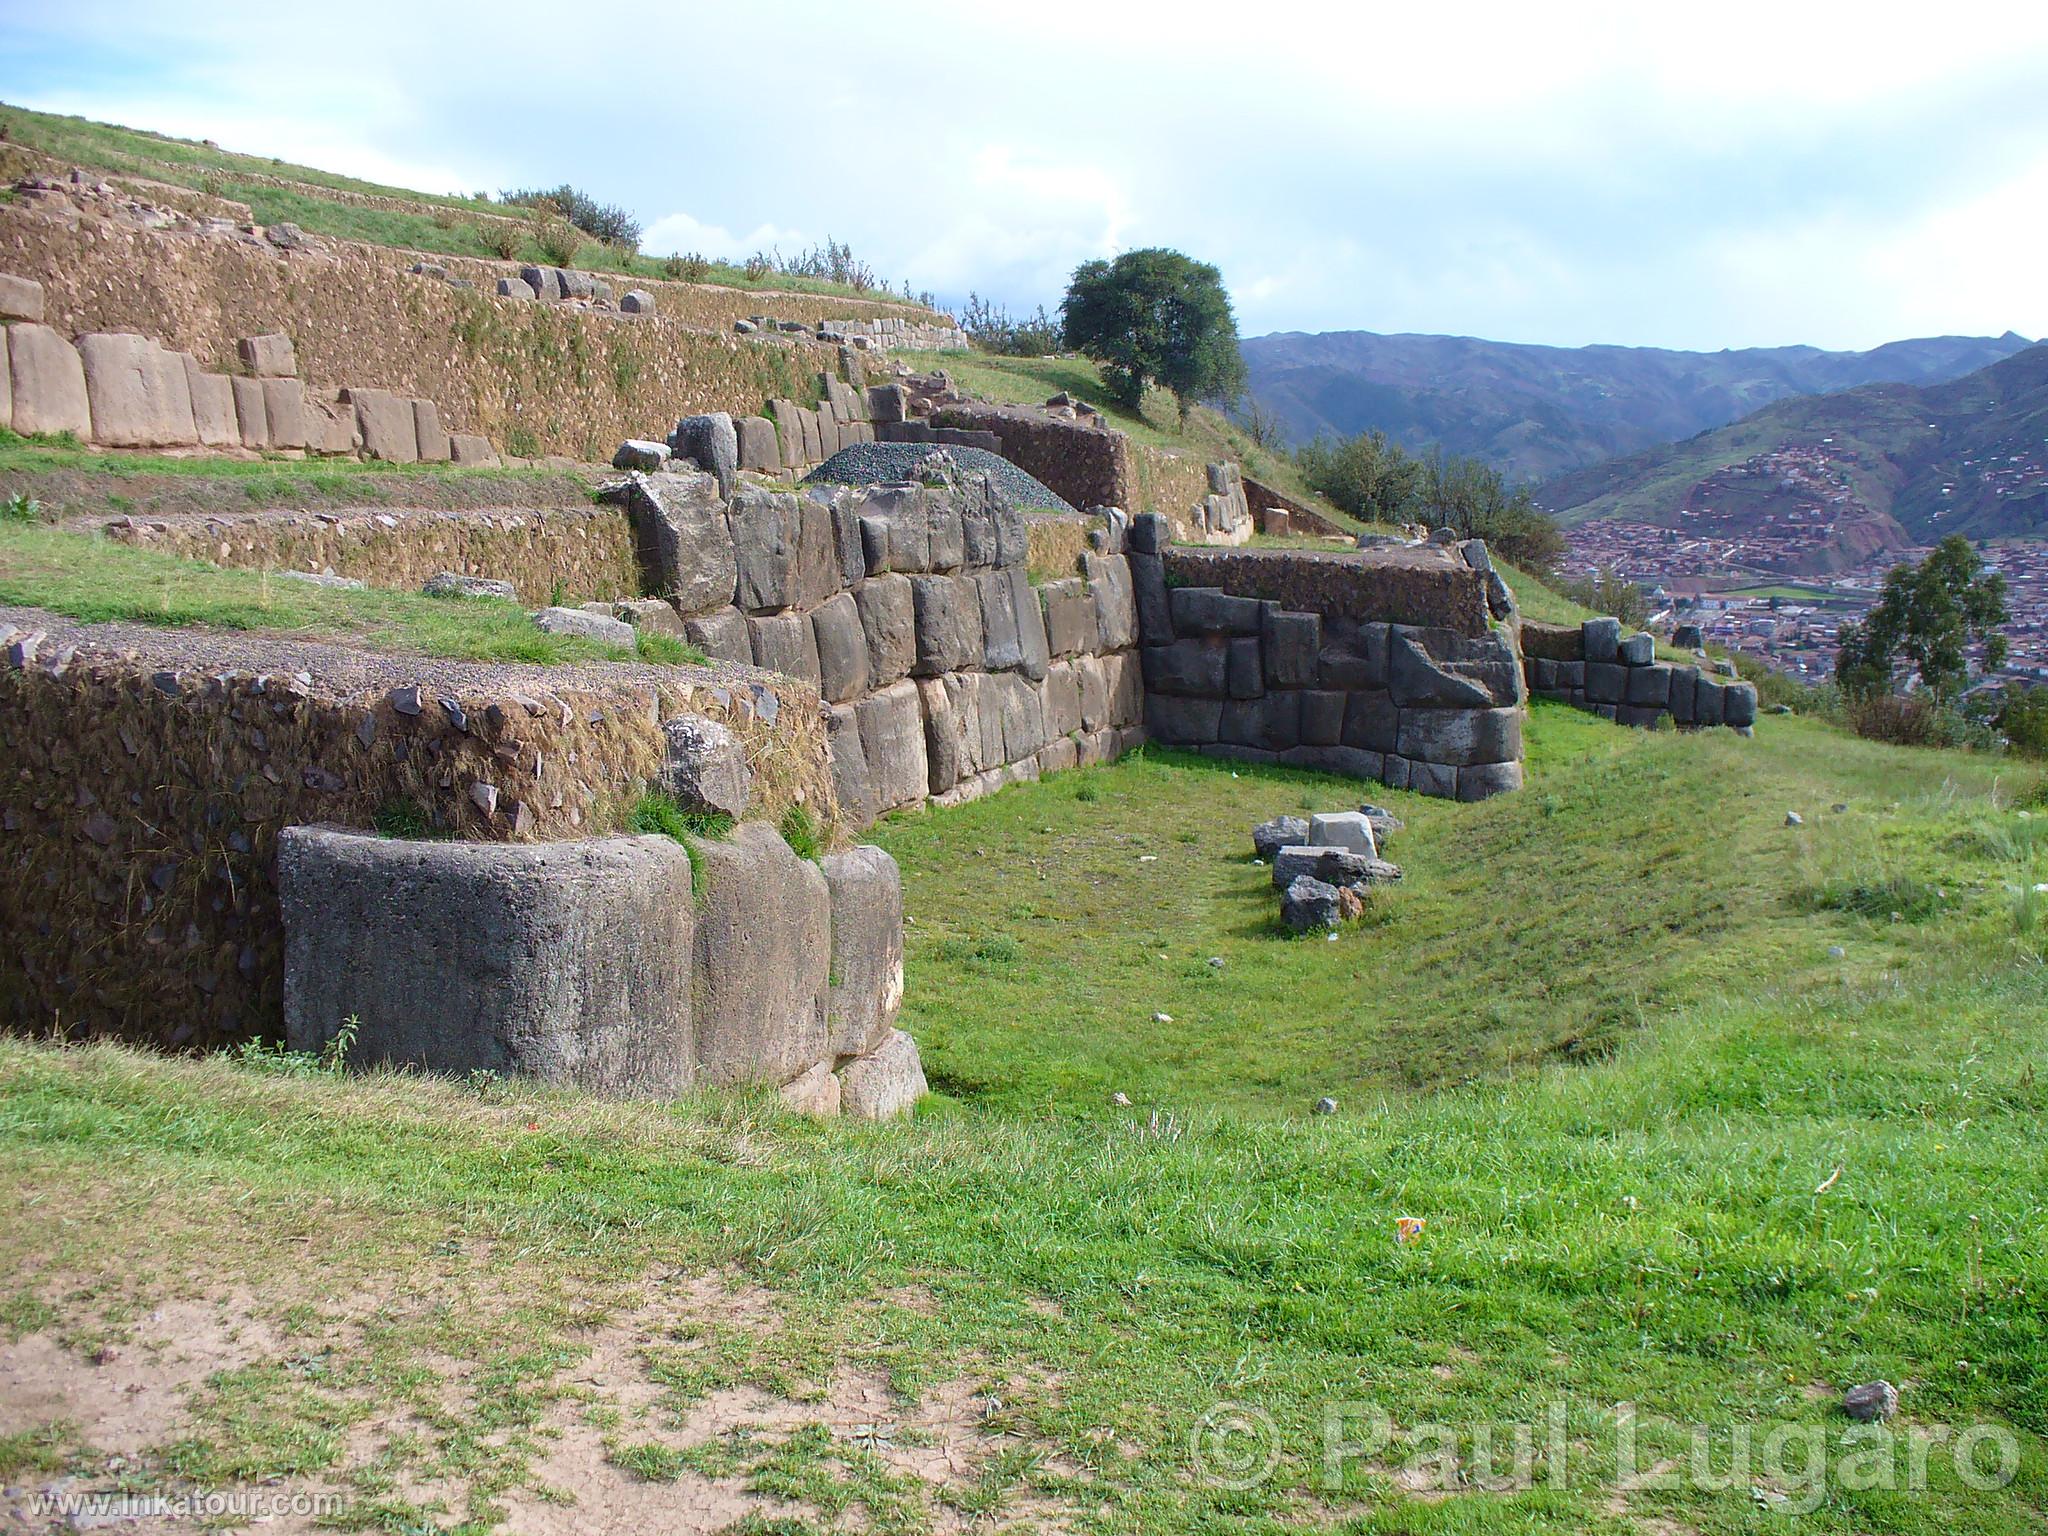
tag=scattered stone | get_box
[1313,1096,1338,1116]
[532,606,635,647]
[660,714,751,818]
[1111,1091,1132,1108]
[619,289,656,315]
[670,411,739,497]
[1842,1381,1898,1422]
[279,569,365,589]
[468,782,499,816]
[1831,803,1848,814]
[1252,815,1309,860]
[388,684,424,716]
[1827,945,1846,959]
[838,1028,928,1120]
[1785,811,1805,827]
[422,572,517,600]
[1206,956,1225,969]
[612,439,670,472]
[1282,874,1343,932]
[1308,810,1377,858]
[1153,1012,1173,1024]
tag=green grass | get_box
[2,706,2044,1531]
[0,429,563,489]
[0,521,655,666]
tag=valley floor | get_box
[2,708,2045,1534]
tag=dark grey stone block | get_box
[1625,662,1673,709]
[1585,662,1627,704]
[1170,585,1262,636]
[1227,637,1263,699]
[1145,691,1224,744]
[1618,632,1655,666]
[910,573,982,676]
[1395,706,1522,767]
[692,821,830,1086]
[811,591,870,704]
[1583,617,1621,663]
[1142,638,1228,696]
[1340,689,1400,753]
[1300,690,1346,746]
[1262,607,1321,688]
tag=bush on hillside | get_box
[960,294,1062,357]
[476,220,521,260]
[1995,682,2048,759]
[532,217,582,268]
[500,184,641,251]
[1837,535,2009,704]
[1295,429,1421,525]
[1294,429,1566,571]
[662,252,711,283]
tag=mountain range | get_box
[1532,343,2048,567]
[1242,328,2036,483]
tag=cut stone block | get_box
[1308,812,1377,858]
[238,333,297,378]
[747,610,824,689]
[181,359,237,447]
[855,572,917,685]
[820,846,905,1058]
[660,714,752,819]
[78,333,196,447]
[279,828,695,1094]
[615,470,737,618]
[810,590,871,704]
[858,679,929,814]
[413,400,452,462]
[260,377,307,449]
[691,821,831,1087]
[346,387,418,463]
[838,1028,927,1120]
[0,273,45,322]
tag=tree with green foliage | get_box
[1836,535,2008,702]
[1060,249,1246,423]
[1294,430,1566,571]
[1294,429,1421,525]
[1994,682,2048,758]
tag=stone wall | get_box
[1132,517,1525,800]
[0,607,830,1049]
[819,315,968,352]
[1243,476,1349,538]
[1521,618,1760,732]
[926,402,1136,513]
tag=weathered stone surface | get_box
[1389,626,1520,708]
[671,411,739,497]
[0,273,45,322]
[1226,637,1263,699]
[1145,691,1224,744]
[1668,665,1701,724]
[1723,681,1759,728]
[770,398,806,468]
[1010,566,1053,681]
[1038,736,1079,775]
[800,406,823,463]
[855,572,917,685]
[414,399,451,462]
[736,414,779,472]
[1171,586,1261,635]
[616,470,737,618]
[910,574,982,676]
[858,679,930,813]
[729,485,835,613]
[1143,638,1227,695]
[820,846,904,1059]
[1694,679,1727,726]
[1041,660,1083,738]
[1222,690,1299,750]
[661,714,752,818]
[1084,552,1137,650]
[1842,1380,1899,1423]
[496,276,536,300]
[280,828,695,1093]
[344,387,418,462]
[620,288,656,315]
[975,569,1024,671]
[229,374,268,448]
[1282,875,1343,932]
[600,597,686,636]
[925,497,965,571]
[779,1060,841,1116]
[838,1028,927,1119]
[991,670,1047,761]
[1300,690,1346,745]
[810,591,871,703]
[1585,662,1627,705]
[613,438,670,472]
[1408,759,1458,798]
[1073,652,1109,731]
[1340,689,1400,753]
[238,333,297,377]
[1103,649,1143,726]
[1395,706,1522,767]
[303,388,361,455]
[692,821,831,1086]
[684,606,752,665]
[1128,551,1173,644]
[1041,578,1099,657]
[827,701,873,826]
[533,606,634,646]
[1262,607,1321,688]
[258,377,307,448]
[1618,631,1655,666]
[520,266,564,302]
[1253,816,1310,860]
[1309,811,1377,857]
[748,610,823,688]
[918,677,965,792]
[78,333,196,447]
[423,572,518,599]
[1582,617,1621,664]
[1457,761,1524,800]
[1625,662,1672,709]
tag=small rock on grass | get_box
[1313,1096,1337,1116]
[1785,811,1805,827]
[1843,1381,1898,1422]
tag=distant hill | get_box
[1243,328,2034,482]
[1534,343,2048,560]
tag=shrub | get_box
[778,805,823,861]
[960,293,1062,357]
[662,252,712,283]
[743,251,773,282]
[1841,692,1994,750]
[532,218,582,268]
[1995,682,2048,759]
[476,220,521,260]
[633,631,706,666]
[500,183,641,250]
[1555,568,1649,630]
[2,492,43,524]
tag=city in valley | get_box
[1563,440,2048,691]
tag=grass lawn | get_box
[2,707,2045,1532]
[0,430,579,488]
[0,520,695,666]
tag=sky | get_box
[4,0,2046,351]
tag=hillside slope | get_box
[1536,343,2048,553]
[1244,327,2034,480]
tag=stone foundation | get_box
[1521,618,1759,732]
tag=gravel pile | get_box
[804,443,1076,515]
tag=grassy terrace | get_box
[0,519,695,666]
[3,701,2045,1532]
[0,102,939,306]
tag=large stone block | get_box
[1582,617,1621,664]
[1625,662,1673,709]
[0,273,44,322]
[815,487,865,588]
[858,487,930,574]
[344,386,418,462]
[858,679,930,813]
[229,374,268,448]
[1318,621,1390,690]
[1281,744,1385,781]
[1103,648,1144,726]
[770,398,806,468]
[748,610,824,688]
[1457,761,1525,800]
[1010,566,1052,680]
[671,411,739,497]
[1074,652,1110,731]
[1618,632,1655,666]
[1262,607,1321,688]
[1584,662,1627,705]
[855,572,917,685]
[820,846,905,1059]
[684,606,752,665]
[809,591,871,703]
[1396,706,1522,767]
[1340,689,1400,753]
[1042,659,1083,738]
[1300,690,1346,746]
[1222,691,1300,752]
[413,399,451,462]
[181,359,237,447]
[993,671,1048,762]
[1142,638,1227,696]
[1146,691,1224,744]
[1129,551,1173,643]
[1040,577,1097,658]
[827,702,873,826]
[1084,552,1137,650]
[975,568,1025,671]
[1408,759,1459,798]
[919,677,967,792]
[731,484,837,613]
[618,470,738,618]
[1668,665,1701,724]
[692,822,831,1087]
[1226,637,1263,700]
[450,433,498,466]
[661,714,752,818]
[280,828,695,1093]
[1170,586,1261,636]
[260,377,307,449]
[838,1028,927,1120]
[737,414,780,472]
[1388,626,1521,708]
[78,333,196,447]
[304,389,361,455]
[238,332,297,377]
[1723,681,1759,728]
[926,497,965,571]
[910,574,982,676]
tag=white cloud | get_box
[640,212,806,262]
